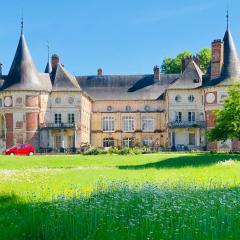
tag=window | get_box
[103,138,114,147]
[142,137,153,146]
[54,135,62,148]
[68,113,75,124]
[188,95,195,102]
[102,116,114,132]
[0,99,2,107]
[68,136,74,148]
[189,133,196,145]
[175,112,182,123]
[188,112,195,123]
[123,138,134,148]
[55,114,62,124]
[126,105,131,112]
[175,95,182,102]
[55,97,61,104]
[144,105,150,111]
[68,97,74,104]
[122,116,134,132]
[107,106,112,112]
[142,116,154,132]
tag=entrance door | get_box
[189,133,196,145]
[54,135,61,148]
[67,136,74,148]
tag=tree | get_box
[197,48,211,73]
[208,83,240,141]
[161,48,211,74]
[161,51,191,74]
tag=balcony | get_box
[39,122,76,129]
[168,121,206,129]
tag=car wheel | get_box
[10,153,14,156]
[29,152,33,156]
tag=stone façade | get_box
[0,25,239,152]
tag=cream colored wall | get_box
[166,88,206,148]
[91,100,167,147]
[167,89,204,122]
[80,95,92,145]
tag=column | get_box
[61,129,64,148]
[74,130,77,148]
[48,129,53,148]
[196,129,200,146]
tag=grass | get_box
[1,153,240,239]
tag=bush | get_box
[108,147,143,155]
[83,147,107,155]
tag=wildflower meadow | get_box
[1,153,240,239]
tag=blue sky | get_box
[0,0,239,75]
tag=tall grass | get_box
[1,181,240,240]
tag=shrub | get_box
[83,147,107,155]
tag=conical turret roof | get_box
[221,29,240,79]
[44,61,52,74]
[1,32,51,91]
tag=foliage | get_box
[208,83,240,141]
[197,48,211,73]
[161,48,211,74]
[83,147,107,155]
[84,147,144,155]
[1,154,240,239]
[2,181,240,239]
[161,51,191,74]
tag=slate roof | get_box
[168,59,203,89]
[76,74,179,100]
[204,28,240,87]
[0,33,52,91]
[44,61,52,74]
[52,64,81,91]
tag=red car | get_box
[5,144,35,156]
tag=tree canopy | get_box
[161,48,211,74]
[208,83,240,141]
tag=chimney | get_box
[98,68,103,76]
[51,54,60,69]
[193,56,200,67]
[211,39,224,79]
[153,65,160,80]
[182,56,191,72]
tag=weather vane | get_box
[21,9,24,33]
[226,8,229,29]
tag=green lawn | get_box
[1,153,240,239]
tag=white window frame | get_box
[55,113,62,124]
[142,137,153,146]
[103,138,114,147]
[123,138,134,148]
[68,113,75,124]
[122,116,134,132]
[102,116,114,132]
[142,116,154,132]
[175,112,182,123]
[188,112,196,123]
